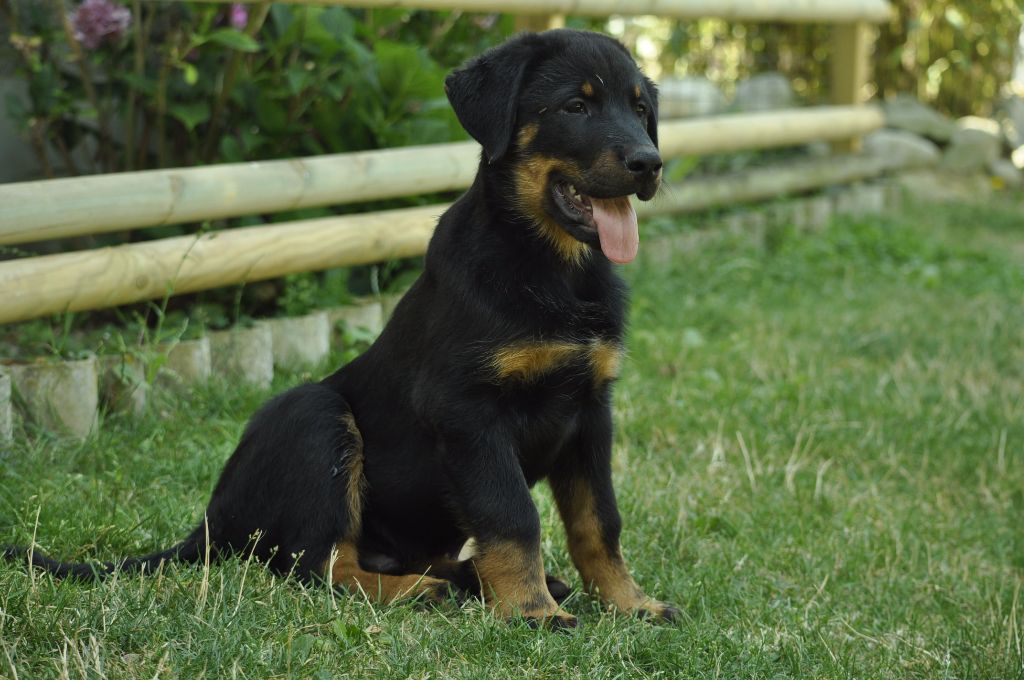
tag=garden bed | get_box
[0,298,386,439]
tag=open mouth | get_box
[550,180,640,264]
[553,181,598,230]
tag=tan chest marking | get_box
[589,340,622,384]
[490,339,623,384]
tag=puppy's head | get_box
[445,30,660,266]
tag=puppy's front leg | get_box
[549,406,680,622]
[440,429,576,628]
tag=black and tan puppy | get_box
[4,29,677,628]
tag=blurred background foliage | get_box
[1,0,1019,182]
[0,0,513,175]
[624,0,1023,114]
[875,0,1023,113]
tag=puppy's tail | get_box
[2,525,207,581]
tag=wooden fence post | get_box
[830,20,873,153]
[514,14,565,32]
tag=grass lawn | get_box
[1,195,1022,678]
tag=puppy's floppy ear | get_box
[643,76,659,149]
[445,39,534,163]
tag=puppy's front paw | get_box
[634,600,681,623]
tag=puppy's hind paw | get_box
[545,573,571,603]
[418,579,471,607]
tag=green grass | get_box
[2,195,1023,678]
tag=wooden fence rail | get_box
[0,106,882,246]
[0,151,919,326]
[205,0,892,23]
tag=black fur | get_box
[4,29,675,624]
[444,37,532,163]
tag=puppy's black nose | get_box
[624,147,663,177]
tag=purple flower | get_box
[229,3,249,30]
[70,0,131,50]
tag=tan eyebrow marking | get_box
[582,81,594,97]
[516,123,539,149]
[634,84,642,98]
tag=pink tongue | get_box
[591,197,639,264]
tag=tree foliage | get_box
[875,0,1022,115]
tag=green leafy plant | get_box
[277,273,319,318]
[0,1,507,176]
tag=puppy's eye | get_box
[635,103,648,117]
[564,99,588,115]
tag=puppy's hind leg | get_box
[203,385,368,582]
[325,542,455,604]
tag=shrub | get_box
[0,0,512,176]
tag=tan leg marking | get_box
[326,542,449,603]
[472,540,575,624]
[338,413,365,540]
[555,481,673,618]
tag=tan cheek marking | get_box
[589,340,623,384]
[582,81,594,97]
[492,341,581,382]
[512,155,589,265]
[516,123,539,149]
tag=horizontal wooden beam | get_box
[0,105,883,246]
[0,143,479,247]
[657,105,884,158]
[0,146,921,325]
[197,0,892,23]
[644,152,899,216]
[0,205,443,325]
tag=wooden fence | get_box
[0,0,893,325]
